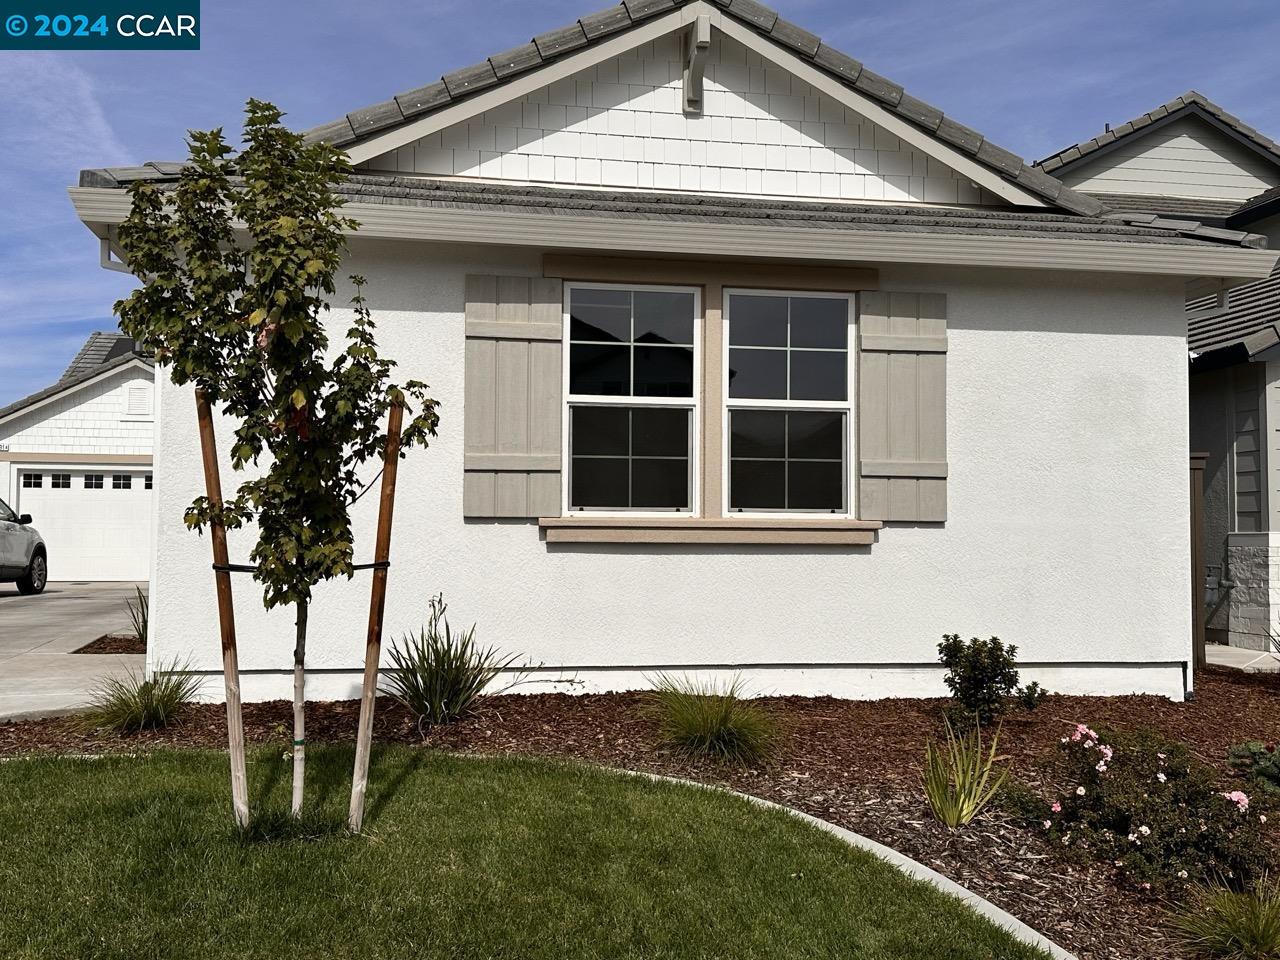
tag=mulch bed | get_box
[71,634,146,655]
[4,667,1279,960]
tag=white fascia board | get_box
[711,16,1046,209]
[0,357,153,428]
[68,186,1279,281]
[344,4,708,166]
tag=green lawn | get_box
[0,747,1047,960]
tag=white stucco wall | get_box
[149,240,1192,701]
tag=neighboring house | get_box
[1039,93,1280,654]
[70,1,1278,701]
[0,333,155,582]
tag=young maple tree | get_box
[115,99,439,816]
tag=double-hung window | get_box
[565,284,699,512]
[725,291,854,514]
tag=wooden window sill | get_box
[539,517,882,545]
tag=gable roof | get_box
[0,333,152,425]
[301,0,1105,217]
[61,332,141,382]
[1037,91,1280,176]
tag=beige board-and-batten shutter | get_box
[463,275,564,518]
[857,292,948,522]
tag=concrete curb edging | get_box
[618,768,1077,960]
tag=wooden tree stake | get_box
[348,403,405,833]
[196,390,250,829]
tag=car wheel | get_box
[16,553,46,595]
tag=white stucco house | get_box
[1037,92,1280,657]
[0,333,155,583]
[70,0,1279,701]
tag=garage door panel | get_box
[15,468,152,582]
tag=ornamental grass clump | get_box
[79,660,202,733]
[1040,724,1269,890]
[647,673,776,766]
[1173,876,1280,960]
[922,715,1008,828]
[381,595,524,729]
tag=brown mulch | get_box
[71,634,146,655]
[3,667,1279,960]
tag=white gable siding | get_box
[0,366,154,457]
[1058,115,1280,201]
[362,32,996,205]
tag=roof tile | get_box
[975,140,1023,177]
[896,93,943,132]
[442,61,500,98]
[578,5,632,39]
[489,42,543,79]
[935,116,983,155]
[769,17,820,57]
[348,100,405,137]
[533,23,589,58]
[304,118,357,146]
[623,0,674,20]
[726,0,778,31]
[395,81,451,120]
[853,68,902,107]
[812,43,862,83]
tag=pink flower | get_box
[1050,801,1062,813]
[1221,790,1250,813]
[1070,723,1098,743]
[1096,761,1108,772]
[1043,820,1052,829]
[1099,745,1113,762]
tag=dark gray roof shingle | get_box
[1037,91,1280,175]
[294,0,1104,217]
[1189,268,1280,355]
[82,172,1255,248]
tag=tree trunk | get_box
[291,598,308,817]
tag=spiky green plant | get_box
[646,673,776,766]
[381,595,524,728]
[922,714,1008,828]
[125,586,148,643]
[79,660,202,733]
[1173,876,1280,960]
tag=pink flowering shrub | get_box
[1039,726,1269,890]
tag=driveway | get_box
[0,581,146,719]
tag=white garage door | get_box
[14,468,152,582]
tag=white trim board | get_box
[69,188,1279,281]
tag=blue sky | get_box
[2,0,1279,405]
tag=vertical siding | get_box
[1232,363,1264,532]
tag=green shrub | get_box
[1229,742,1280,797]
[937,634,1045,724]
[922,715,1008,828]
[646,673,776,766]
[381,595,524,728]
[80,660,201,732]
[1173,876,1280,960]
[1041,724,1269,890]
[125,586,148,643]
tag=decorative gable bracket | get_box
[682,14,711,114]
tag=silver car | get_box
[0,496,47,595]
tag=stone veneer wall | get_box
[1226,534,1280,651]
